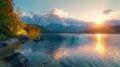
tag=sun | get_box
[96,21,103,24]
[94,18,104,25]
[94,13,106,25]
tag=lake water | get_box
[20,34,120,67]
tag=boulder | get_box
[4,51,29,67]
[0,42,8,47]
[4,52,21,62]
[11,55,29,67]
[18,34,28,43]
[0,38,20,48]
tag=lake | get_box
[17,34,120,67]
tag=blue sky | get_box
[14,0,120,22]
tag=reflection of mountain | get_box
[21,12,120,33]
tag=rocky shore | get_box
[0,35,29,67]
[0,34,44,67]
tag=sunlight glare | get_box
[96,21,103,24]
[95,19,104,25]
[94,13,106,25]
[96,34,105,56]
[96,42,105,54]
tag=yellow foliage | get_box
[25,24,40,40]
[16,29,27,35]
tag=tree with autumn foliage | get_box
[0,0,40,41]
[0,0,22,35]
[0,1,40,66]
[0,0,19,26]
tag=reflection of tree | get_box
[40,34,65,54]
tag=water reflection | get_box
[95,34,120,62]
[95,34,106,57]
[53,34,107,60]
[19,34,120,67]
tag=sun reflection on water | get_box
[95,34,120,61]
[95,34,106,57]
[52,34,120,64]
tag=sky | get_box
[14,0,120,22]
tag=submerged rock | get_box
[4,52,29,67]
[33,37,44,42]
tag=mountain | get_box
[21,9,120,33]
[82,25,120,34]
[104,20,120,26]
[21,10,93,33]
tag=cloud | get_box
[94,9,120,23]
[102,9,113,15]
[21,8,87,25]
[19,11,26,16]
[45,8,68,18]
[100,9,120,26]
[102,9,120,20]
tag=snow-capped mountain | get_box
[21,9,92,33]
[21,9,120,33]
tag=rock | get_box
[11,55,29,67]
[0,42,8,47]
[18,34,28,40]
[0,38,20,48]
[4,51,29,67]
[4,52,21,62]
[33,37,44,42]
[0,35,28,48]
[6,38,20,45]
[18,34,28,43]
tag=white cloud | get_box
[21,11,26,16]
[46,8,68,18]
